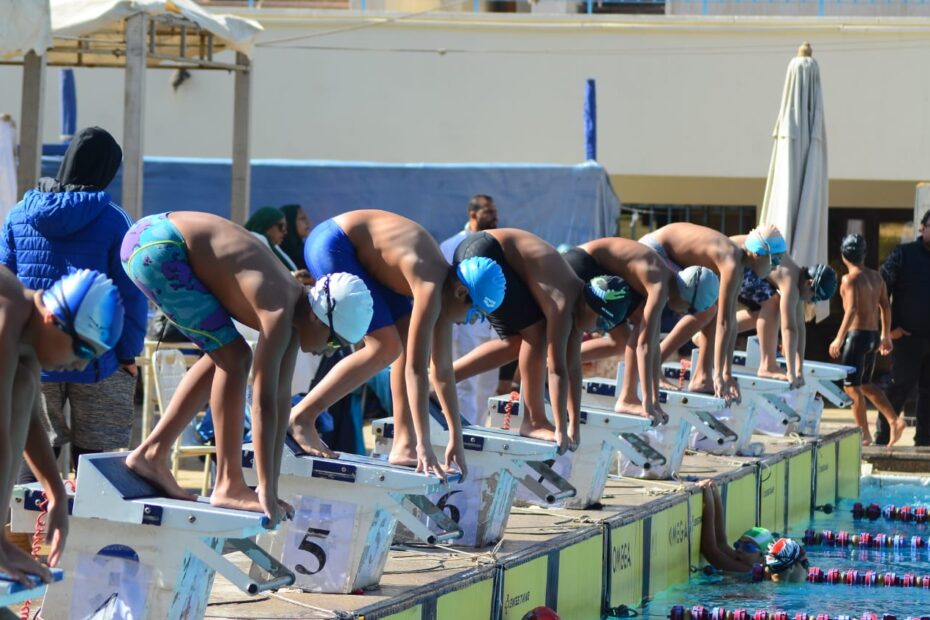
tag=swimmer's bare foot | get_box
[644,405,670,426]
[289,424,338,458]
[519,418,558,443]
[211,480,263,513]
[388,444,419,468]
[687,376,715,395]
[889,416,906,447]
[126,448,196,501]
[757,368,789,382]
[614,399,645,416]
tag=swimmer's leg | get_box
[754,297,788,381]
[386,316,420,468]
[516,322,557,442]
[844,385,872,446]
[861,383,906,447]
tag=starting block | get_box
[0,569,63,609]
[733,336,853,434]
[29,452,293,619]
[241,437,462,592]
[371,402,575,547]
[486,394,652,508]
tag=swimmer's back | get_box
[844,268,884,331]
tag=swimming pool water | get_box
[637,476,930,617]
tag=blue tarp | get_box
[40,157,620,245]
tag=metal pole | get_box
[17,51,45,200]
[122,12,147,220]
[231,53,252,224]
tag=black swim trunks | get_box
[453,232,543,338]
[562,247,644,321]
[738,267,778,312]
[841,330,881,387]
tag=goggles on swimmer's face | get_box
[50,289,97,361]
[596,313,620,334]
[463,294,489,325]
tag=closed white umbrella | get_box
[759,42,830,321]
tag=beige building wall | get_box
[1,11,927,207]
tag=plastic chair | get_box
[151,348,215,496]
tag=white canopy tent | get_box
[1,0,262,222]
[759,43,830,321]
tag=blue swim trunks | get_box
[304,218,412,334]
[738,267,777,312]
[121,213,240,352]
[639,233,683,273]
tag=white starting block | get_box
[371,402,575,547]
[240,436,462,593]
[0,569,63,609]
[485,394,652,508]
[733,336,853,435]
[25,452,293,619]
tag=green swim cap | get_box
[741,526,775,551]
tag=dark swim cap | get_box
[583,275,633,332]
[841,233,866,264]
[807,264,838,303]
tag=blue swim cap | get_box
[42,269,125,359]
[456,256,506,322]
[584,275,633,332]
[745,227,787,257]
[675,266,720,314]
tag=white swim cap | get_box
[307,273,373,345]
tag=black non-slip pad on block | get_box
[92,455,161,500]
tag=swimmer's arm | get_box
[878,279,893,353]
[252,309,291,500]
[544,294,573,437]
[832,278,856,354]
[22,395,68,565]
[407,281,445,468]
[639,282,667,412]
[429,318,464,442]
[273,333,300,484]
[0,319,18,531]
[715,261,741,381]
[778,279,800,383]
[795,299,807,373]
[566,323,583,438]
[699,484,744,570]
[579,325,626,363]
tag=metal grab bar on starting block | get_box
[0,569,63,609]
[485,393,652,508]
[371,401,575,547]
[29,452,293,619]
[241,436,462,592]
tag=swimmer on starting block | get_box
[289,210,506,479]
[640,223,786,404]
[121,212,374,526]
[0,269,124,584]
[561,238,720,424]
[452,229,633,453]
[731,233,838,386]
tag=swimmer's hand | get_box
[891,327,911,340]
[45,497,69,567]
[880,335,893,356]
[715,375,740,405]
[417,445,447,483]
[567,420,581,451]
[259,489,293,529]
[444,440,468,482]
[828,337,843,360]
[292,269,314,286]
[0,539,51,586]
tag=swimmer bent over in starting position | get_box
[122,212,373,526]
[0,269,123,584]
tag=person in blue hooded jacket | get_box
[0,126,147,472]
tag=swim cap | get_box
[522,607,560,620]
[741,526,775,552]
[42,269,125,358]
[584,275,633,332]
[456,256,506,322]
[675,266,720,314]
[765,538,804,574]
[807,264,838,303]
[745,226,787,257]
[308,273,373,345]
[556,243,573,254]
[841,233,866,264]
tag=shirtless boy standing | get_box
[829,233,906,446]
[562,238,719,424]
[290,210,506,480]
[639,223,785,404]
[122,212,374,526]
[452,229,633,453]
[0,269,123,584]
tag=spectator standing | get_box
[245,206,312,284]
[0,126,147,471]
[440,195,503,425]
[279,204,311,271]
[877,210,930,445]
